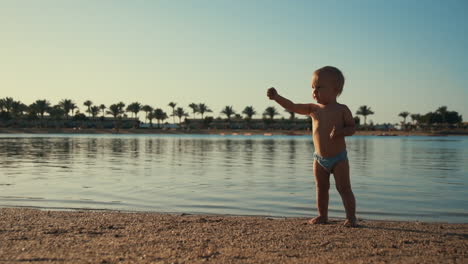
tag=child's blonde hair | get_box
[314,66,345,96]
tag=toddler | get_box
[267,66,357,227]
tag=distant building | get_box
[374,123,396,131]
[139,123,177,129]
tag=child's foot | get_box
[343,217,358,227]
[308,216,328,225]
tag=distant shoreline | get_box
[0,127,466,136]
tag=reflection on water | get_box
[0,134,467,223]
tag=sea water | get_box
[0,134,466,223]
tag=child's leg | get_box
[309,160,330,224]
[332,160,357,226]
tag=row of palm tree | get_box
[0,96,363,122]
[356,105,463,128]
[2,97,461,128]
[0,97,296,125]
[398,106,462,127]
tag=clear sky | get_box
[1,0,467,124]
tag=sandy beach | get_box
[0,208,466,263]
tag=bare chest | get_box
[311,108,344,130]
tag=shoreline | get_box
[0,208,466,263]
[0,127,466,136]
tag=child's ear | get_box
[334,86,340,96]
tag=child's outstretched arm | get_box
[267,87,317,115]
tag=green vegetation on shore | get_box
[0,97,464,131]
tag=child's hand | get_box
[267,87,278,100]
[330,126,340,139]
[310,110,318,120]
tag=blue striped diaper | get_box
[313,150,348,172]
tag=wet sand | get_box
[0,208,466,263]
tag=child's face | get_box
[311,72,339,104]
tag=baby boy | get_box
[267,66,357,227]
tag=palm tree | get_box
[410,113,421,124]
[126,102,142,119]
[117,102,125,115]
[83,100,93,117]
[154,108,168,128]
[107,103,124,130]
[29,99,51,127]
[436,106,448,124]
[242,106,256,120]
[356,105,374,126]
[175,107,188,124]
[0,98,26,118]
[168,102,177,124]
[59,99,75,119]
[11,101,27,118]
[141,105,153,123]
[70,102,77,116]
[90,106,100,118]
[147,111,155,128]
[198,103,212,119]
[399,111,409,124]
[221,106,235,121]
[399,111,410,131]
[188,103,199,118]
[264,106,279,120]
[285,110,295,120]
[0,97,14,113]
[99,104,106,117]
[30,99,51,119]
[106,104,123,118]
[410,113,421,130]
[47,105,65,120]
